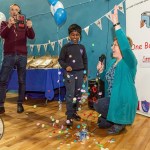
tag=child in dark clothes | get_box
[58,24,88,127]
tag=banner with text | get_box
[126,0,150,117]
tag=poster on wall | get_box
[126,0,150,117]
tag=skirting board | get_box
[136,110,150,117]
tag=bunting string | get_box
[27,0,125,54]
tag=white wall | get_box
[126,0,150,116]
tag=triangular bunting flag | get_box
[118,2,124,14]
[30,45,34,52]
[43,44,48,52]
[51,42,55,51]
[37,44,41,53]
[84,26,90,35]
[95,19,102,30]
[105,11,113,22]
[58,39,63,48]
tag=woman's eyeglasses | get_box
[111,44,119,48]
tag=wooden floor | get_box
[0,93,150,150]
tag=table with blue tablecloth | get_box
[7,69,65,100]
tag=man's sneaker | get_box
[72,113,81,121]
[17,104,24,113]
[0,107,5,114]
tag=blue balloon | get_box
[48,0,58,6]
[54,8,67,26]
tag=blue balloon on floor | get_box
[48,0,58,6]
[54,8,67,26]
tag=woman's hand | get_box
[111,5,119,25]
[111,5,121,30]
[97,61,104,73]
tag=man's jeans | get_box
[64,70,84,118]
[0,54,27,106]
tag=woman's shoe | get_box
[107,124,125,135]
[97,117,113,128]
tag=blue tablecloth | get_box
[7,68,65,100]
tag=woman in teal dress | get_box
[94,6,138,134]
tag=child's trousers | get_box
[64,70,84,119]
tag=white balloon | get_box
[0,12,6,25]
[50,1,64,16]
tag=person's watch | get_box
[113,22,120,27]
